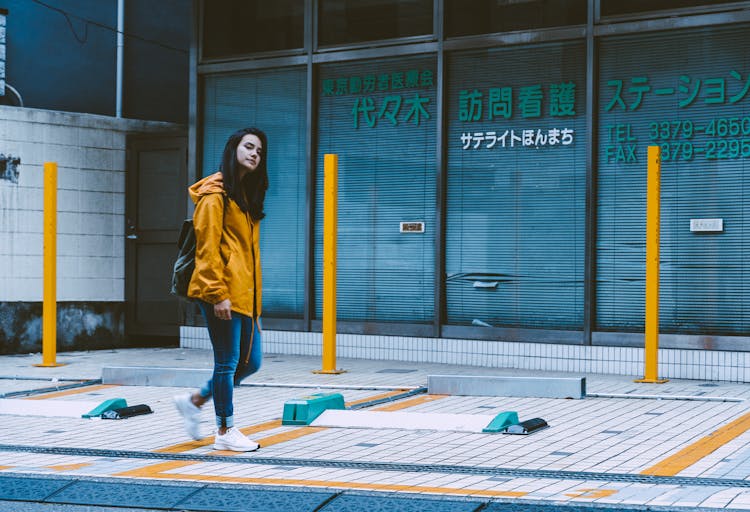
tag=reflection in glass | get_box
[319,0,433,46]
[445,0,586,37]
[202,0,304,59]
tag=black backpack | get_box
[171,219,196,299]
[171,195,225,299]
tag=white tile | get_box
[78,127,114,149]
[42,124,80,147]
[44,144,82,169]
[56,189,80,215]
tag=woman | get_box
[174,127,268,452]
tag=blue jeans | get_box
[198,300,262,429]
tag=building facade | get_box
[0,0,190,353]
[0,0,189,122]
[184,0,750,381]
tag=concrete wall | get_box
[0,105,182,353]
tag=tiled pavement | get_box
[2,347,750,511]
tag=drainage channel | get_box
[349,386,426,409]
[1,444,748,489]
[587,392,744,402]
[0,379,103,399]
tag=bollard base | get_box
[312,369,347,375]
[634,377,669,383]
[33,363,67,367]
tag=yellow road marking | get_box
[118,391,515,497]
[239,419,283,435]
[155,419,284,453]
[565,488,618,499]
[345,389,412,407]
[153,439,211,453]
[158,392,443,454]
[25,384,119,400]
[115,461,526,497]
[256,426,327,448]
[642,411,750,476]
[116,461,196,478]
[206,426,327,455]
[373,394,446,411]
[46,463,93,472]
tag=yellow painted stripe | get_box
[373,394,446,412]
[345,389,412,407]
[225,394,444,451]
[155,419,284,453]
[0,466,12,471]
[25,384,119,400]
[206,426,329,455]
[47,463,93,472]
[642,411,750,476]
[158,392,442,454]
[153,439,211,454]
[565,488,618,499]
[255,426,327,448]
[115,462,526,497]
[116,460,197,478]
[243,420,292,435]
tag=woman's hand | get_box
[214,299,232,320]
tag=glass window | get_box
[601,0,748,17]
[318,0,433,46]
[597,26,750,335]
[445,42,587,330]
[445,0,587,38]
[202,68,307,318]
[202,0,304,59]
[315,56,437,323]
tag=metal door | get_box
[125,134,187,342]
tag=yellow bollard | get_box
[635,146,666,383]
[35,162,64,367]
[314,154,345,375]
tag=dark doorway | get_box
[125,134,188,344]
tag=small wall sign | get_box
[690,218,723,232]
[400,222,425,233]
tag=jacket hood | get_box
[188,172,225,204]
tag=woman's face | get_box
[236,133,263,174]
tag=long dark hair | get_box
[219,127,269,220]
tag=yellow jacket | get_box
[186,172,262,318]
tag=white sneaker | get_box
[173,393,202,440]
[213,427,260,452]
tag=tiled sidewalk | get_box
[2,347,750,511]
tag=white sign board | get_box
[690,219,723,232]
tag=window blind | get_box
[445,42,587,330]
[315,55,437,323]
[202,68,307,318]
[597,26,750,334]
